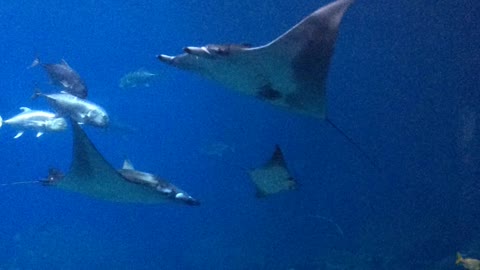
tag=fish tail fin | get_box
[325,118,381,173]
[456,252,464,265]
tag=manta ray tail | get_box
[325,119,380,172]
[0,180,41,187]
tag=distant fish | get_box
[30,58,88,98]
[248,145,297,198]
[119,68,159,89]
[0,107,67,139]
[33,90,109,128]
[456,252,480,270]
[200,141,235,157]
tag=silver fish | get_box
[119,68,159,89]
[0,107,67,139]
[34,91,109,128]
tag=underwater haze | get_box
[0,0,479,269]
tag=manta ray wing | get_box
[248,145,297,198]
[55,122,169,203]
[157,0,354,119]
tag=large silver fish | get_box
[31,58,88,98]
[0,107,67,139]
[34,91,109,128]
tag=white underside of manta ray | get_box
[157,0,354,119]
[158,0,380,170]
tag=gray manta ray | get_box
[158,0,379,170]
[157,0,354,119]
[51,121,199,205]
[248,145,297,198]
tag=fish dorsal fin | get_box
[61,59,72,68]
[122,159,135,170]
[269,145,287,167]
[19,107,31,112]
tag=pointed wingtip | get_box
[456,252,463,265]
[333,0,355,8]
[271,145,286,165]
[320,0,355,21]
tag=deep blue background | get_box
[0,0,478,269]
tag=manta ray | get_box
[50,121,199,205]
[157,0,354,119]
[158,0,377,169]
[248,145,297,198]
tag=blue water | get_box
[0,0,478,269]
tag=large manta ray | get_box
[157,0,354,119]
[50,121,199,205]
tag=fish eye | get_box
[175,193,188,199]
